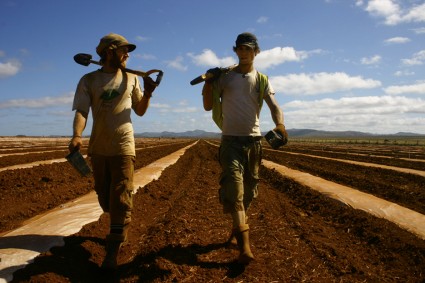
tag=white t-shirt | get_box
[217,69,274,136]
[72,69,143,156]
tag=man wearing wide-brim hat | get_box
[69,32,158,270]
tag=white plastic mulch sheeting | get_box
[262,159,425,241]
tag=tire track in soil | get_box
[10,140,425,282]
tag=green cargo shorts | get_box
[218,136,262,213]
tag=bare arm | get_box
[202,81,213,111]
[264,94,284,126]
[134,76,157,116]
[69,110,88,152]
[134,92,151,116]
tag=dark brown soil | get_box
[2,139,425,282]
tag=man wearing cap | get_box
[69,33,157,270]
[201,32,287,265]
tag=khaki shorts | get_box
[218,136,262,213]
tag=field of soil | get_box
[1,137,425,282]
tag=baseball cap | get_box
[96,33,136,56]
[235,32,258,49]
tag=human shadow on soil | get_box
[10,235,104,283]
[9,236,249,282]
[0,234,64,251]
[119,241,247,281]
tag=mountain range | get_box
[135,129,425,138]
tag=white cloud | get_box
[270,72,381,95]
[394,70,415,77]
[401,50,425,66]
[360,0,425,25]
[384,37,410,44]
[361,55,381,65]
[257,16,268,23]
[413,27,425,34]
[188,47,322,71]
[150,103,171,109]
[172,107,198,113]
[0,92,73,109]
[283,95,425,134]
[135,35,149,42]
[166,56,188,71]
[187,49,236,67]
[285,96,425,114]
[0,60,21,78]
[384,82,425,95]
[256,48,323,70]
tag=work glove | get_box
[205,67,222,83]
[143,76,157,98]
[273,124,288,145]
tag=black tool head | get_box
[73,53,93,66]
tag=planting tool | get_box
[265,130,288,149]
[73,53,163,86]
[190,64,237,85]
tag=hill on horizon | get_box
[135,129,425,138]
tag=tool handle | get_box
[122,68,147,77]
[190,73,214,85]
[155,71,164,85]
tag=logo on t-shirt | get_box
[100,89,120,101]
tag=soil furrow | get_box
[10,140,425,283]
[0,141,193,234]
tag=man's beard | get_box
[110,52,125,69]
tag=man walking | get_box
[68,33,157,270]
[201,32,287,264]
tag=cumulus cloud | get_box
[384,37,410,44]
[283,95,425,133]
[0,60,21,78]
[0,92,74,109]
[285,96,425,114]
[256,48,323,70]
[394,70,415,77]
[187,49,236,67]
[384,82,425,95]
[166,56,188,71]
[188,47,322,70]
[270,72,381,95]
[401,50,425,66]
[361,55,381,65]
[359,0,425,25]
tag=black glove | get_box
[143,76,157,97]
[205,67,221,82]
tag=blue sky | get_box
[0,0,424,136]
